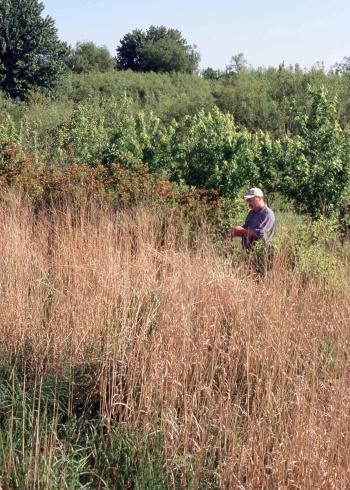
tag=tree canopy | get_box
[66,42,115,74]
[0,0,68,98]
[116,26,200,74]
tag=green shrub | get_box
[279,87,350,218]
[277,215,344,284]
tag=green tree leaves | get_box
[66,42,115,74]
[0,0,69,99]
[279,87,350,217]
[116,26,200,74]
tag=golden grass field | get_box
[0,193,349,489]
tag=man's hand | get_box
[230,225,246,237]
[229,226,258,239]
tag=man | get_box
[230,187,275,249]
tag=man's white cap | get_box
[245,187,264,199]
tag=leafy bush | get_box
[0,140,227,232]
[1,85,350,223]
[59,71,215,120]
[166,108,280,197]
[279,87,350,217]
[277,214,344,284]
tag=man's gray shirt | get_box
[242,206,275,249]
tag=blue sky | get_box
[43,0,350,71]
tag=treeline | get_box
[1,87,350,224]
[2,64,350,133]
[2,0,350,134]
[60,51,350,134]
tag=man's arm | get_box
[230,225,258,239]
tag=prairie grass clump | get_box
[0,193,349,488]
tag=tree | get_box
[116,29,146,72]
[333,56,350,75]
[280,86,350,217]
[226,53,247,74]
[66,42,115,74]
[201,67,223,80]
[0,0,69,98]
[116,26,200,74]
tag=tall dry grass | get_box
[0,192,349,488]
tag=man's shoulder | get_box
[261,206,275,218]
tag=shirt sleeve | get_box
[249,209,275,240]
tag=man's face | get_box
[247,196,263,211]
